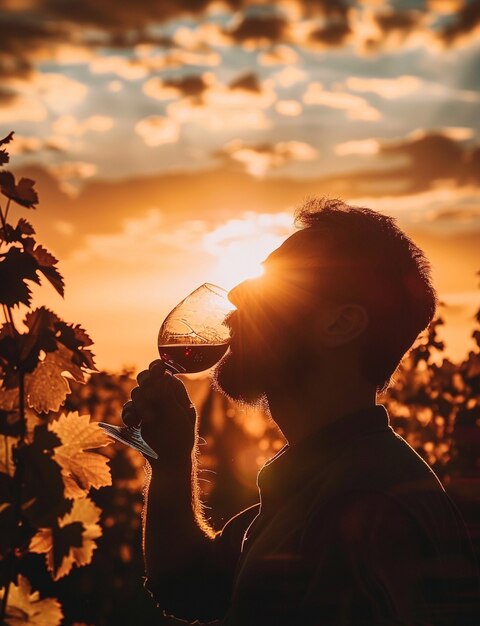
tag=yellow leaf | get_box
[0,574,63,626]
[0,435,18,476]
[25,354,70,413]
[0,386,18,411]
[49,412,112,498]
[29,497,102,581]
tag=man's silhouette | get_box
[124,199,479,625]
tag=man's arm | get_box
[126,361,254,623]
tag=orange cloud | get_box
[52,115,114,136]
[217,139,317,176]
[345,75,422,99]
[303,83,381,120]
[135,116,180,146]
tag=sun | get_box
[202,211,294,290]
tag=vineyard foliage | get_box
[0,132,479,625]
[0,133,111,625]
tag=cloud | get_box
[303,83,381,120]
[8,134,69,156]
[143,72,214,101]
[72,208,207,264]
[379,131,480,189]
[1,72,88,118]
[271,66,308,88]
[426,207,480,224]
[373,8,422,40]
[229,71,262,93]
[143,70,276,131]
[90,55,150,80]
[335,138,380,156]
[275,100,303,116]
[345,75,422,99]
[227,14,289,45]
[166,98,272,131]
[52,115,114,136]
[48,161,98,196]
[215,139,317,176]
[0,0,477,93]
[257,44,299,66]
[0,92,47,123]
[135,115,180,146]
[437,0,480,46]
[308,17,352,48]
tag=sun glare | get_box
[202,211,294,290]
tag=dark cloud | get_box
[380,132,480,190]
[40,0,217,29]
[0,87,18,105]
[374,9,420,35]
[439,0,480,45]
[228,72,261,93]
[163,74,210,98]
[228,14,288,43]
[309,19,351,47]
[299,0,349,18]
[0,13,65,78]
[0,1,478,83]
[428,207,480,223]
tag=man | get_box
[124,198,479,625]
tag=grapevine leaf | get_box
[17,425,68,528]
[49,412,111,498]
[0,218,35,243]
[25,341,95,413]
[0,435,17,476]
[0,386,18,411]
[0,171,38,208]
[0,247,39,307]
[29,497,102,580]
[0,132,13,167]
[0,131,14,146]
[28,244,64,296]
[25,353,70,413]
[0,575,63,626]
[19,307,58,369]
[29,522,83,578]
[54,320,96,371]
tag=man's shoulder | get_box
[344,423,444,492]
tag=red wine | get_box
[158,343,229,374]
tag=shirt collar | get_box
[257,404,390,508]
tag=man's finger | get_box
[136,369,150,385]
[122,400,141,427]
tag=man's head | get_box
[214,197,437,405]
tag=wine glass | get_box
[98,283,234,459]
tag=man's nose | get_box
[228,278,259,308]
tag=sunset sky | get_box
[1,0,479,371]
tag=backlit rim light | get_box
[202,211,294,290]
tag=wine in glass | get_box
[98,283,234,459]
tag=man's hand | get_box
[122,360,197,467]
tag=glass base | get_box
[98,422,159,459]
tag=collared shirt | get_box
[218,405,480,625]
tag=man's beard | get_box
[212,330,316,408]
[212,347,269,407]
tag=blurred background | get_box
[1,0,479,624]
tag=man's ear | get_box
[317,304,369,348]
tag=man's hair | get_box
[294,197,437,392]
